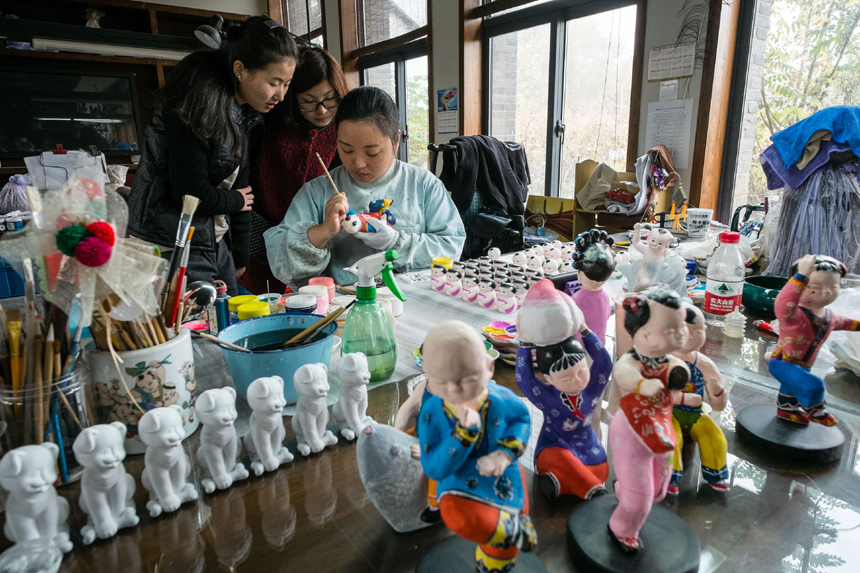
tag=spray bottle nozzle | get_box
[384,250,398,263]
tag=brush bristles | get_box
[182,195,201,216]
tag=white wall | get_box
[429,0,461,144]
[150,0,267,15]
[636,0,704,193]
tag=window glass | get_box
[285,0,323,38]
[359,0,427,48]
[364,63,397,104]
[406,56,429,169]
[488,24,551,195]
[559,5,636,198]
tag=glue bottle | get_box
[341,250,407,382]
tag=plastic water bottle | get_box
[704,231,745,323]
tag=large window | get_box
[283,0,324,44]
[360,41,429,168]
[357,0,427,48]
[484,0,640,197]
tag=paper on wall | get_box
[644,99,693,170]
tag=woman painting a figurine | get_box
[264,86,465,287]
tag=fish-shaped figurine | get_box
[356,424,434,533]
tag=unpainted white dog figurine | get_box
[292,363,338,456]
[196,387,249,494]
[73,422,139,544]
[333,352,374,440]
[0,443,73,552]
[244,376,295,476]
[139,405,198,517]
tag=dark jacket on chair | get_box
[439,135,531,217]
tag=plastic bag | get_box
[760,194,782,260]
[0,174,31,214]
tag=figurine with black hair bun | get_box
[769,255,859,426]
[572,230,616,344]
[515,280,614,500]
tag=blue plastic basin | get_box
[216,313,337,404]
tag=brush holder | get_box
[0,360,93,483]
[85,327,198,454]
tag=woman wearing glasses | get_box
[240,44,349,294]
[264,86,465,288]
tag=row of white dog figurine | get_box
[0,352,375,554]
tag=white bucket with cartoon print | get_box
[85,327,199,454]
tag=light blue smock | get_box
[264,160,465,286]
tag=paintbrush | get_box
[167,227,195,327]
[33,334,43,445]
[316,153,341,198]
[7,309,21,409]
[161,195,200,310]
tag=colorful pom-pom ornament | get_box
[75,236,112,267]
[56,225,91,257]
[86,221,115,246]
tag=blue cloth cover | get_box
[772,105,860,169]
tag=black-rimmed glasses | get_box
[299,97,342,112]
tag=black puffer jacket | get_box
[127,77,263,275]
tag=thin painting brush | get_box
[168,227,195,328]
[316,153,341,198]
[7,309,21,414]
[161,195,200,309]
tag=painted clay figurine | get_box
[461,274,480,303]
[488,247,501,260]
[620,223,688,296]
[517,279,582,346]
[444,269,463,297]
[512,252,528,267]
[73,423,138,544]
[533,244,545,257]
[196,387,249,494]
[572,229,616,344]
[418,321,535,573]
[669,304,729,494]
[513,280,530,308]
[475,278,497,309]
[495,283,517,314]
[342,199,397,234]
[770,255,859,426]
[139,405,198,518]
[430,264,447,292]
[547,246,562,260]
[245,376,294,476]
[0,444,73,552]
[333,352,374,440]
[292,363,339,456]
[527,255,544,274]
[516,294,613,499]
[608,287,689,552]
[542,258,559,276]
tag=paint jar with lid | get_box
[308,276,336,303]
[278,294,317,314]
[228,294,258,323]
[299,285,329,314]
[237,301,271,321]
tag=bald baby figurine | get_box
[417,321,535,573]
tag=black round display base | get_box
[735,404,844,464]
[567,495,700,573]
[416,535,548,573]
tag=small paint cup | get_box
[686,208,714,238]
[431,257,453,270]
[258,293,281,314]
[299,285,330,315]
[309,277,336,303]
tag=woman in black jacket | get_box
[128,16,298,295]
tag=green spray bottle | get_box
[341,250,407,382]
